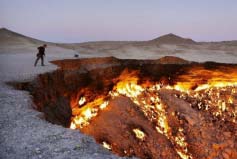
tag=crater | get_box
[11,57,237,159]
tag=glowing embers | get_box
[173,128,191,159]
[177,86,237,123]
[133,128,146,141]
[102,141,112,150]
[70,97,109,129]
[171,66,237,93]
[69,66,237,159]
[78,97,86,106]
[137,86,192,159]
[110,69,144,103]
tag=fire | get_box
[70,97,109,129]
[70,107,97,128]
[69,66,237,159]
[110,69,144,101]
[78,97,86,106]
[228,96,233,104]
[172,66,237,93]
[102,141,112,150]
[133,128,146,140]
[109,70,192,159]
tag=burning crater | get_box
[13,57,237,159]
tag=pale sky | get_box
[0,0,237,42]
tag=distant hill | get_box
[0,28,47,46]
[2,28,237,47]
[1,28,237,60]
[150,33,196,44]
[0,28,74,54]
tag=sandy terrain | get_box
[1,28,237,63]
[0,29,124,159]
[58,33,237,63]
[0,28,237,159]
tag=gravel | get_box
[0,51,125,159]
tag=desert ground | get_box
[0,28,237,159]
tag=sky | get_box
[0,0,237,43]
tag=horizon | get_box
[1,0,237,43]
[1,27,237,44]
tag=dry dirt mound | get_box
[0,28,43,45]
[51,56,190,70]
[51,57,121,70]
[150,33,196,44]
[156,56,190,64]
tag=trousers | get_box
[34,56,44,66]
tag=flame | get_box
[109,71,191,159]
[70,97,109,129]
[78,97,86,106]
[69,66,237,159]
[111,69,144,99]
[70,122,76,129]
[228,96,233,104]
[133,128,146,140]
[102,141,112,150]
[171,66,237,93]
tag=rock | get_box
[43,96,72,127]
[224,148,232,155]
[35,148,41,154]
[226,140,234,148]
[73,144,82,150]
[54,148,59,152]
[222,152,230,159]
[223,132,231,138]
[212,143,221,150]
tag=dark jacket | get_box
[37,46,45,57]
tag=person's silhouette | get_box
[34,44,47,66]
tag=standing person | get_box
[34,44,47,66]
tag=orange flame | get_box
[172,66,237,93]
[133,128,146,140]
[69,66,237,159]
[70,97,109,129]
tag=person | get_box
[34,44,47,66]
